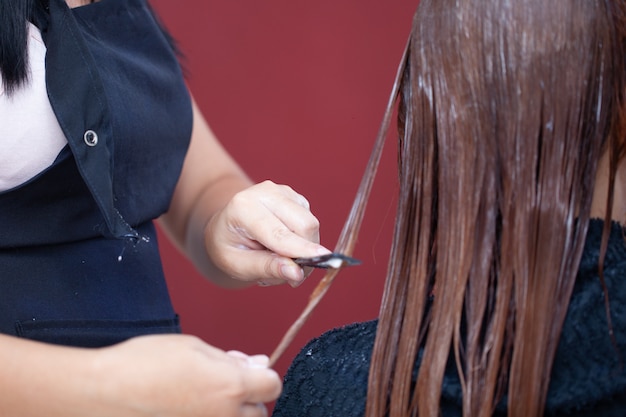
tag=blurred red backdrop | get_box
[149,0,417,390]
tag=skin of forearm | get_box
[157,97,255,288]
[0,334,112,417]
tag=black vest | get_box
[0,0,192,347]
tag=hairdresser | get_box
[0,0,331,416]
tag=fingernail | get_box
[226,350,248,359]
[317,246,332,255]
[280,264,302,282]
[248,354,270,368]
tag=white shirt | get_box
[0,23,68,192]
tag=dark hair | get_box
[366,0,626,416]
[0,0,36,96]
[0,0,186,96]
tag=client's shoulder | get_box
[272,320,378,417]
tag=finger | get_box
[227,352,271,368]
[223,250,305,285]
[257,267,313,288]
[248,355,270,367]
[222,188,329,257]
[256,180,310,210]
[238,183,323,251]
[240,403,268,417]
[281,187,311,211]
[239,366,282,404]
[226,350,250,364]
[259,194,320,244]
[226,181,330,258]
[242,214,326,259]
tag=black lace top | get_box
[273,219,626,416]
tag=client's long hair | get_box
[366,0,626,416]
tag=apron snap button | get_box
[84,130,98,146]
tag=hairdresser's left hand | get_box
[159,97,331,289]
[205,180,331,288]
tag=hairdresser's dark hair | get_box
[0,0,36,95]
[366,0,626,416]
[0,0,185,96]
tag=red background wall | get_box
[149,0,417,386]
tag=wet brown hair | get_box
[366,0,626,416]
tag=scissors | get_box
[293,253,362,269]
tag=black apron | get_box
[0,0,193,347]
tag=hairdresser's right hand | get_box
[0,331,280,417]
[95,334,281,417]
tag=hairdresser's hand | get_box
[205,180,331,287]
[96,334,281,417]
[0,333,278,417]
[159,100,331,288]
